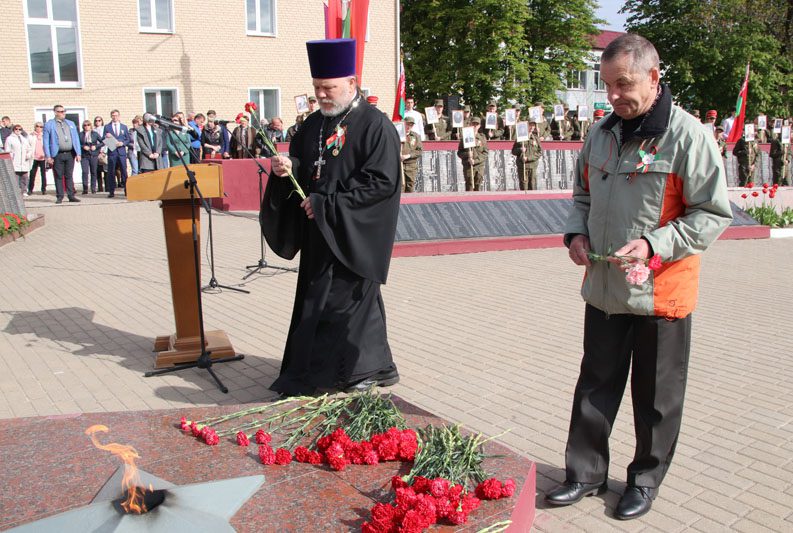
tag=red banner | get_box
[727,62,750,143]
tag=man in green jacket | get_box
[545,34,732,521]
[733,132,759,186]
[456,116,488,191]
[511,120,542,190]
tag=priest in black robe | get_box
[260,38,401,396]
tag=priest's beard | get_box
[320,86,357,117]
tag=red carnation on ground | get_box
[325,442,349,471]
[200,427,219,446]
[254,429,272,445]
[429,478,450,498]
[236,431,250,446]
[502,478,517,497]
[274,448,292,465]
[258,444,275,465]
[190,421,201,437]
[316,434,333,451]
[392,475,408,491]
[370,502,397,524]
[475,478,504,500]
[752,191,759,197]
[179,417,190,431]
[412,476,432,494]
[741,193,748,199]
[460,493,481,513]
[395,487,418,510]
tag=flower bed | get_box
[0,213,45,248]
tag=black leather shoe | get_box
[343,370,400,393]
[107,194,115,198]
[545,480,608,506]
[614,486,656,520]
[55,198,63,204]
[68,196,80,202]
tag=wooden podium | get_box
[126,164,236,368]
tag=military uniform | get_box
[482,102,505,141]
[401,118,423,192]
[533,103,552,140]
[457,117,488,191]
[733,136,759,186]
[451,105,473,140]
[715,127,727,160]
[769,135,791,186]
[511,127,543,190]
[425,99,451,140]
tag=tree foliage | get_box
[622,0,793,118]
[400,0,602,113]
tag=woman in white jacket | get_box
[3,125,33,197]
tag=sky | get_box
[595,0,630,31]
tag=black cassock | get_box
[260,99,401,395]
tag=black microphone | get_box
[143,113,191,133]
[209,118,233,125]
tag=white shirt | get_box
[403,109,426,141]
[721,116,735,138]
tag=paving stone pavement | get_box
[2,193,792,532]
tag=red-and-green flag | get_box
[323,0,369,84]
[392,58,406,121]
[727,62,750,143]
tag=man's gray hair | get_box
[601,33,660,75]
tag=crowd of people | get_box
[3,92,791,200]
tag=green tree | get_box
[401,0,602,113]
[622,0,793,118]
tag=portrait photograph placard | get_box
[745,123,755,141]
[528,106,542,124]
[504,108,517,126]
[451,110,464,128]
[393,121,406,142]
[773,118,783,133]
[577,105,589,122]
[485,112,498,130]
[757,115,767,130]
[462,126,476,148]
[553,104,565,122]
[424,107,439,125]
[515,121,530,142]
[295,94,309,114]
[782,125,791,145]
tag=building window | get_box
[566,70,584,90]
[138,0,173,33]
[246,0,276,36]
[249,88,280,123]
[24,0,81,87]
[144,89,177,117]
[593,63,606,91]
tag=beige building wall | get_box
[1,0,399,129]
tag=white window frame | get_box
[246,0,277,37]
[248,87,281,121]
[137,0,175,34]
[142,87,180,117]
[23,0,83,88]
[566,70,584,91]
[592,63,606,92]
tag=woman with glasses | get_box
[28,122,47,195]
[93,116,106,192]
[80,120,101,194]
[4,125,33,197]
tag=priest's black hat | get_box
[306,38,356,79]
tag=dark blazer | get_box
[135,125,164,171]
[102,122,131,159]
[81,130,102,157]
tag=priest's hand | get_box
[300,197,314,219]
[271,155,292,177]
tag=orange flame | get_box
[85,424,149,514]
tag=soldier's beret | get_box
[706,110,717,118]
[593,109,605,117]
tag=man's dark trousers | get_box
[564,304,692,489]
[53,150,77,201]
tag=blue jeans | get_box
[128,150,139,176]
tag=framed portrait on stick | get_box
[528,106,542,124]
[425,107,439,125]
[451,110,464,128]
[393,121,406,142]
[462,126,476,148]
[773,118,783,134]
[504,108,517,126]
[295,94,309,114]
[782,126,791,145]
[553,104,565,122]
[577,105,589,122]
[745,123,755,142]
[515,121,530,142]
[757,115,767,130]
[485,112,498,130]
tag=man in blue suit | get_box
[43,104,82,204]
[102,109,132,197]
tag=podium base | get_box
[153,330,235,368]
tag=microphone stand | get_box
[240,129,297,279]
[144,126,244,394]
[172,131,249,294]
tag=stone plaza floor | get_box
[1,192,792,531]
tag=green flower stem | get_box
[250,111,306,201]
[476,520,512,533]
